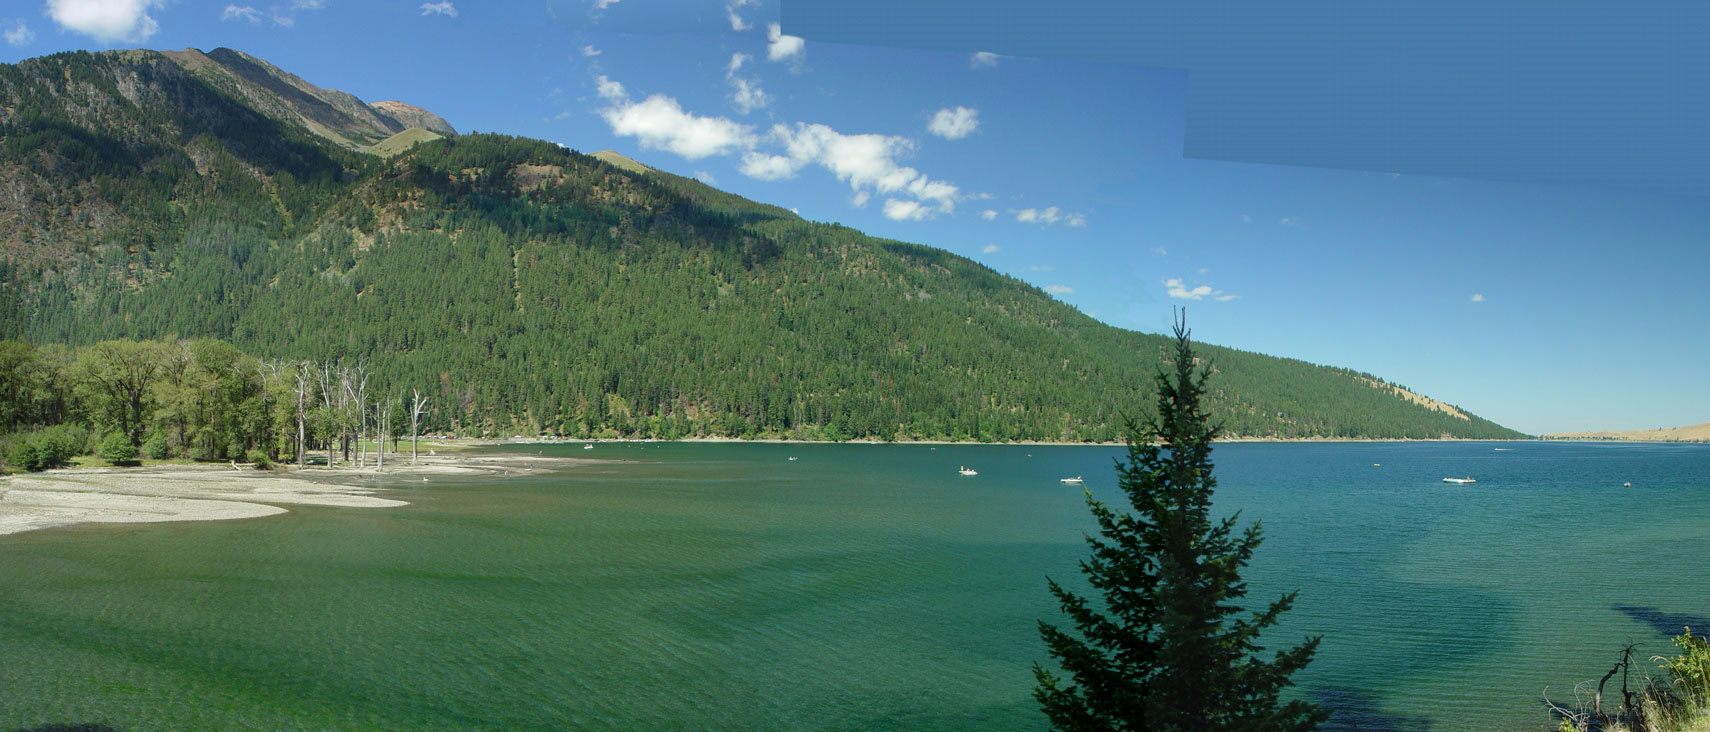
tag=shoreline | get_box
[0,452,595,538]
[472,435,1538,447]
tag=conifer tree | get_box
[1034,312,1328,731]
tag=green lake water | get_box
[1,441,1706,731]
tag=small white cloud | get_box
[980,209,997,220]
[594,0,621,9]
[1017,206,1087,227]
[420,1,457,17]
[927,106,979,140]
[981,244,1000,254]
[1152,246,1167,256]
[1163,277,1235,302]
[594,75,626,101]
[767,23,805,63]
[1029,264,1055,272]
[597,83,756,160]
[694,170,717,185]
[1470,293,1486,303]
[1240,213,1251,223]
[1044,285,1075,294]
[1278,216,1300,227]
[883,198,931,221]
[970,51,999,68]
[850,191,871,207]
[220,6,261,23]
[742,122,959,219]
[725,53,769,114]
[725,0,754,31]
[739,152,802,181]
[580,45,601,57]
[4,21,35,45]
[49,0,164,43]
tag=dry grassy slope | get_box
[1543,422,1710,442]
[590,150,652,174]
[364,128,444,158]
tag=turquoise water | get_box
[1,441,1706,730]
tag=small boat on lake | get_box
[584,444,594,450]
[958,466,977,476]
[1060,476,1084,485]
[1442,476,1476,484]
[788,457,799,461]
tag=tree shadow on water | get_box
[1311,688,1432,732]
[1612,604,1710,637]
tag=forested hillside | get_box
[0,48,1526,443]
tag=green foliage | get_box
[97,430,137,464]
[1662,630,1710,704]
[246,449,272,470]
[4,424,83,471]
[141,431,170,460]
[1034,315,1327,731]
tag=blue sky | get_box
[4,1,1707,435]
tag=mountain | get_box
[0,48,1526,442]
[1542,422,1710,443]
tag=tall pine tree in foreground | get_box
[1035,312,1328,731]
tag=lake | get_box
[1,440,1706,731]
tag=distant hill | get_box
[1542,422,1710,443]
[0,48,1526,441]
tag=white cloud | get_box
[594,0,621,9]
[850,191,871,207]
[1240,213,1251,223]
[49,0,164,42]
[1163,277,1236,302]
[220,6,262,23]
[726,53,769,114]
[980,209,997,220]
[883,199,931,221]
[1029,264,1055,272]
[597,82,756,160]
[594,75,626,101]
[1044,285,1075,294]
[1152,246,1167,256]
[580,45,601,57]
[767,23,805,63]
[970,51,999,68]
[1278,216,1300,227]
[219,1,323,27]
[745,122,959,217]
[4,21,35,45]
[1014,206,1086,227]
[725,0,754,31]
[694,170,717,185]
[981,244,1000,254]
[1470,293,1486,303]
[738,152,801,181]
[420,1,457,17]
[927,106,979,140]
[1065,213,1087,227]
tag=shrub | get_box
[141,431,170,460]
[6,439,39,472]
[97,432,138,464]
[31,429,76,469]
[246,449,272,470]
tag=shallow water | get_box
[1,440,1705,731]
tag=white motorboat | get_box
[1059,476,1084,485]
[1442,476,1476,484]
[958,466,977,476]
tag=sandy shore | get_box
[0,451,594,538]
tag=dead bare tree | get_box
[411,388,431,465]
